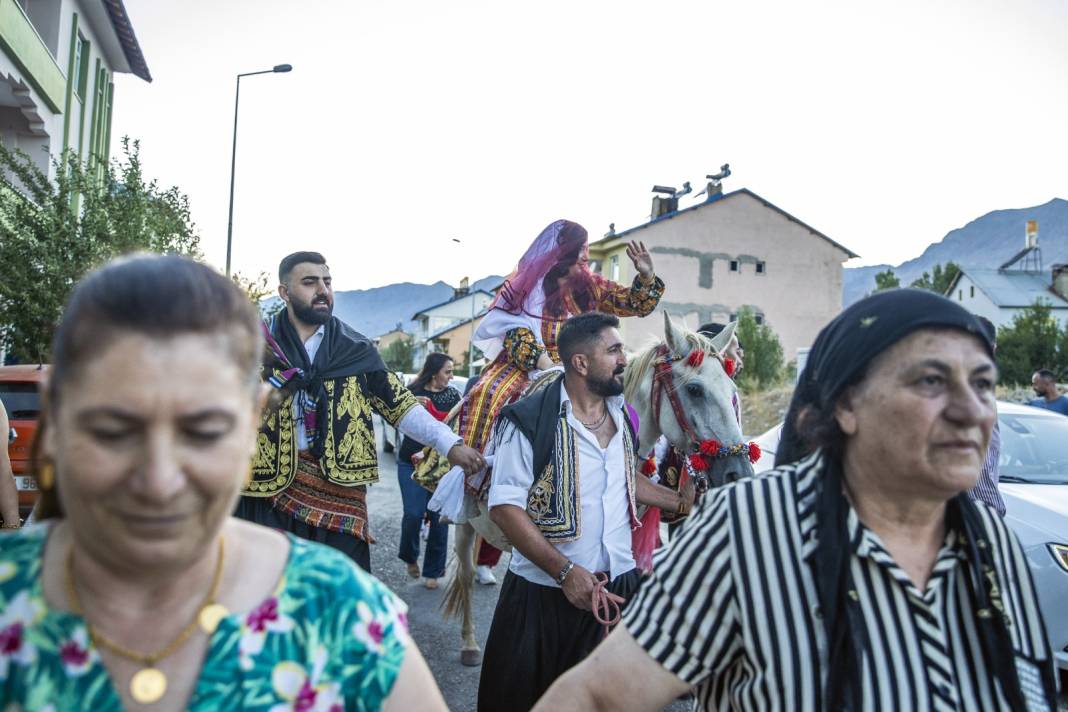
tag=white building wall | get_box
[948,273,1068,329]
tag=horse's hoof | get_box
[460,649,482,667]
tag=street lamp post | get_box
[225,63,292,277]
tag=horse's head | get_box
[625,312,754,483]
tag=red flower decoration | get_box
[687,350,705,368]
[641,457,658,476]
[698,439,721,456]
[689,454,709,472]
[723,358,736,378]
[748,442,762,463]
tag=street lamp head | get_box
[273,64,293,73]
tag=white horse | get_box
[441,312,754,666]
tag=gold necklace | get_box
[65,538,227,705]
[577,404,609,430]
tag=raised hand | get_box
[626,240,654,279]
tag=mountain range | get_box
[843,198,1068,305]
[264,276,505,338]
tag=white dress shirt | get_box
[488,383,635,587]
[292,324,459,458]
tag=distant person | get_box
[399,353,462,589]
[234,251,484,571]
[697,321,745,376]
[1029,368,1068,415]
[972,316,1005,515]
[0,400,19,530]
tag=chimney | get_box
[1053,264,1068,300]
[651,185,678,219]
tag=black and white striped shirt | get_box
[623,451,1054,711]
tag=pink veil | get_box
[473,219,588,361]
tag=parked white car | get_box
[751,401,1068,673]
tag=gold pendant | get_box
[130,667,167,704]
[198,603,229,634]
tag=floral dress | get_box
[0,527,409,711]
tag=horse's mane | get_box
[624,326,718,403]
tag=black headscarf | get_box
[776,289,1053,712]
[270,309,386,457]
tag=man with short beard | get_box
[476,312,692,712]
[235,251,484,570]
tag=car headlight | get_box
[1048,544,1068,572]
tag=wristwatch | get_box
[555,560,575,585]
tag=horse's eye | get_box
[685,382,704,398]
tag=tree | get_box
[996,301,1060,385]
[382,337,414,372]
[0,139,200,361]
[909,262,961,294]
[735,307,784,390]
[231,271,283,318]
[873,269,900,292]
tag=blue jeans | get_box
[397,461,448,578]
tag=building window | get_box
[969,285,974,298]
[74,34,90,100]
[958,290,963,301]
[729,260,739,272]
[755,261,766,274]
[755,314,764,325]
[589,259,601,274]
[610,255,619,281]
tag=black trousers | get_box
[233,496,371,572]
[477,568,640,712]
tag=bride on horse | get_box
[453,220,664,561]
[462,219,663,453]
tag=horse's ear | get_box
[662,311,690,357]
[709,321,738,354]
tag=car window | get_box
[0,383,40,420]
[998,413,1068,483]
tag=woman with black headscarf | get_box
[533,289,1057,712]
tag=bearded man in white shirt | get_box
[476,311,691,712]
[234,251,483,571]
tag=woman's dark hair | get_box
[542,222,591,315]
[36,253,262,518]
[408,352,453,393]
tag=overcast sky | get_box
[111,0,1068,291]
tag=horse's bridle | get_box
[649,343,726,449]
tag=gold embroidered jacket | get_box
[245,371,418,496]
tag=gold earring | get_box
[37,462,55,490]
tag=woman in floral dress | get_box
[0,255,446,711]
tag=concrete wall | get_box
[590,192,850,358]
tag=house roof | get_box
[946,268,1068,309]
[101,0,151,82]
[589,188,859,259]
[411,290,495,320]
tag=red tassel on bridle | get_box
[686,350,705,368]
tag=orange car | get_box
[1,364,48,517]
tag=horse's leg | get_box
[442,521,482,666]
